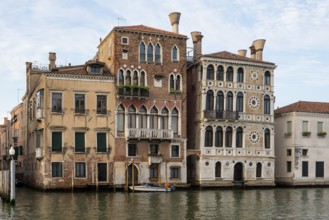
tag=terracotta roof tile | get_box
[204,51,275,65]
[275,101,329,115]
[114,25,187,38]
[46,63,112,76]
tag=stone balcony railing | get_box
[126,128,173,140]
[118,86,149,99]
[204,110,239,120]
[203,147,274,157]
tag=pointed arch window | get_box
[225,127,232,147]
[150,107,158,129]
[160,108,169,130]
[205,126,213,147]
[216,91,224,111]
[147,43,154,63]
[206,65,214,80]
[264,128,270,149]
[236,127,243,148]
[236,92,244,112]
[117,105,125,133]
[118,69,124,85]
[172,108,179,134]
[126,70,131,85]
[216,65,224,81]
[256,163,262,178]
[140,71,146,86]
[226,92,233,111]
[139,42,146,62]
[155,43,161,63]
[264,95,271,114]
[206,90,214,110]
[172,46,178,62]
[265,71,271,85]
[215,162,221,177]
[133,70,138,86]
[139,106,147,129]
[128,105,136,128]
[215,126,223,147]
[237,67,244,82]
[176,75,181,91]
[170,75,175,90]
[226,66,233,82]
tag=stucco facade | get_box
[187,35,276,187]
[275,101,329,186]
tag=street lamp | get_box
[9,146,15,205]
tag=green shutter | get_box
[75,132,85,152]
[52,132,62,152]
[302,161,308,177]
[97,133,107,152]
[316,162,324,177]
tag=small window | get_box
[316,161,324,178]
[302,149,308,156]
[52,162,63,178]
[122,50,128,60]
[170,167,180,179]
[90,66,101,74]
[52,132,62,152]
[52,93,62,113]
[171,145,179,157]
[150,164,158,178]
[75,162,86,178]
[128,143,137,157]
[97,133,107,152]
[287,149,292,156]
[150,144,159,156]
[121,37,129,45]
[75,94,85,114]
[302,161,308,177]
[97,95,107,114]
[172,45,179,62]
[75,132,85,153]
[287,161,292,172]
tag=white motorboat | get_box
[129,183,174,192]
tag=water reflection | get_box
[1,187,329,219]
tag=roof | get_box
[114,25,187,38]
[203,51,275,65]
[46,62,112,76]
[275,101,329,115]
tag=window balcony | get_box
[126,128,173,140]
[118,85,149,99]
[203,110,239,120]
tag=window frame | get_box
[52,131,62,152]
[127,143,137,157]
[51,92,62,113]
[75,132,85,153]
[96,95,107,115]
[75,93,85,114]
[52,162,63,178]
[170,166,180,179]
[171,144,180,158]
[75,162,86,178]
[96,132,107,153]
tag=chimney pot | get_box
[253,39,266,61]
[49,52,56,70]
[238,49,247,57]
[191,31,203,58]
[169,12,181,33]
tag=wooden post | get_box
[125,162,128,192]
[132,160,135,193]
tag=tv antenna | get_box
[117,17,126,26]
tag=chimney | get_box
[249,44,256,59]
[191,31,203,58]
[238,49,247,57]
[253,39,266,61]
[169,12,181,33]
[49,52,56,70]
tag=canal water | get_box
[1,187,329,219]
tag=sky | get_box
[0,0,328,123]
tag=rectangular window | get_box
[150,144,159,156]
[317,122,323,133]
[52,132,62,152]
[98,163,107,182]
[316,161,324,178]
[302,161,308,177]
[36,89,44,109]
[75,94,85,114]
[75,132,85,152]
[96,95,107,114]
[149,164,158,179]
[302,121,308,132]
[97,133,107,152]
[302,149,308,156]
[287,161,291,173]
[171,145,180,158]
[128,143,137,156]
[90,66,101,74]
[52,162,62,177]
[170,167,180,179]
[52,93,62,113]
[122,50,128,60]
[121,37,129,45]
[285,121,292,136]
[75,162,86,178]
[287,149,292,156]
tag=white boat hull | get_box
[129,185,172,192]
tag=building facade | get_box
[187,33,276,187]
[23,56,116,189]
[275,101,329,186]
[97,12,188,188]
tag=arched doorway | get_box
[234,162,243,182]
[127,164,139,185]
